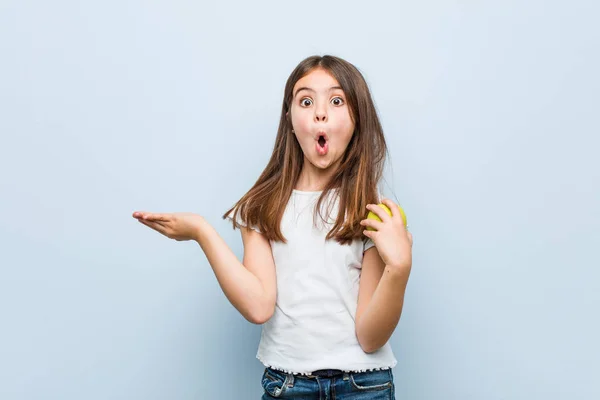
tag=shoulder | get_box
[224,204,263,234]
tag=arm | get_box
[355,246,411,353]
[194,218,277,325]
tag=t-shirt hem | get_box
[256,353,397,376]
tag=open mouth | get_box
[316,132,329,155]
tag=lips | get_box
[315,131,329,156]
[316,131,329,142]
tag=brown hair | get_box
[222,54,389,245]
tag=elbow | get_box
[358,339,382,354]
[246,302,275,325]
[248,311,273,325]
[355,325,383,354]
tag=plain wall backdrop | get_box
[1,1,598,399]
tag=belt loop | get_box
[343,371,349,381]
[286,373,295,387]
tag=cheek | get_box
[334,114,355,143]
[290,109,311,133]
[332,107,354,127]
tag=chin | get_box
[311,158,334,170]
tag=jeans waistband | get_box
[308,369,344,378]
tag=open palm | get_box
[132,211,205,241]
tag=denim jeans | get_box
[261,366,395,399]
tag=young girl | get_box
[133,54,413,399]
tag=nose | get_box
[314,103,327,123]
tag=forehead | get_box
[293,68,341,93]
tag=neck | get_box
[294,156,339,192]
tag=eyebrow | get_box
[294,86,343,98]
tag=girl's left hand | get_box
[360,198,413,270]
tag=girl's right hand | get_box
[132,211,206,242]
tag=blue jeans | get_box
[261,366,395,399]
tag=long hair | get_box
[222,54,389,245]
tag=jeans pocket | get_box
[261,368,290,398]
[349,369,393,392]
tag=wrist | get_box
[384,264,410,286]
[193,216,210,243]
[386,260,410,270]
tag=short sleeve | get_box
[225,207,262,234]
[362,236,376,253]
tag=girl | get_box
[133,54,413,399]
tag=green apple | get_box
[366,203,407,231]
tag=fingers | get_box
[380,198,396,214]
[381,198,407,229]
[132,211,170,222]
[156,214,172,222]
[366,203,391,223]
[138,218,167,235]
[360,217,383,231]
[144,213,169,222]
[380,198,399,219]
[362,229,374,238]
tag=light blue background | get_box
[1,1,598,399]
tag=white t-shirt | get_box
[227,188,397,375]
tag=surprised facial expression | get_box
[288,68,355,170]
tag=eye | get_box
[300,98,313,107]
[331,96,344,106]
[300,97,345,107]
